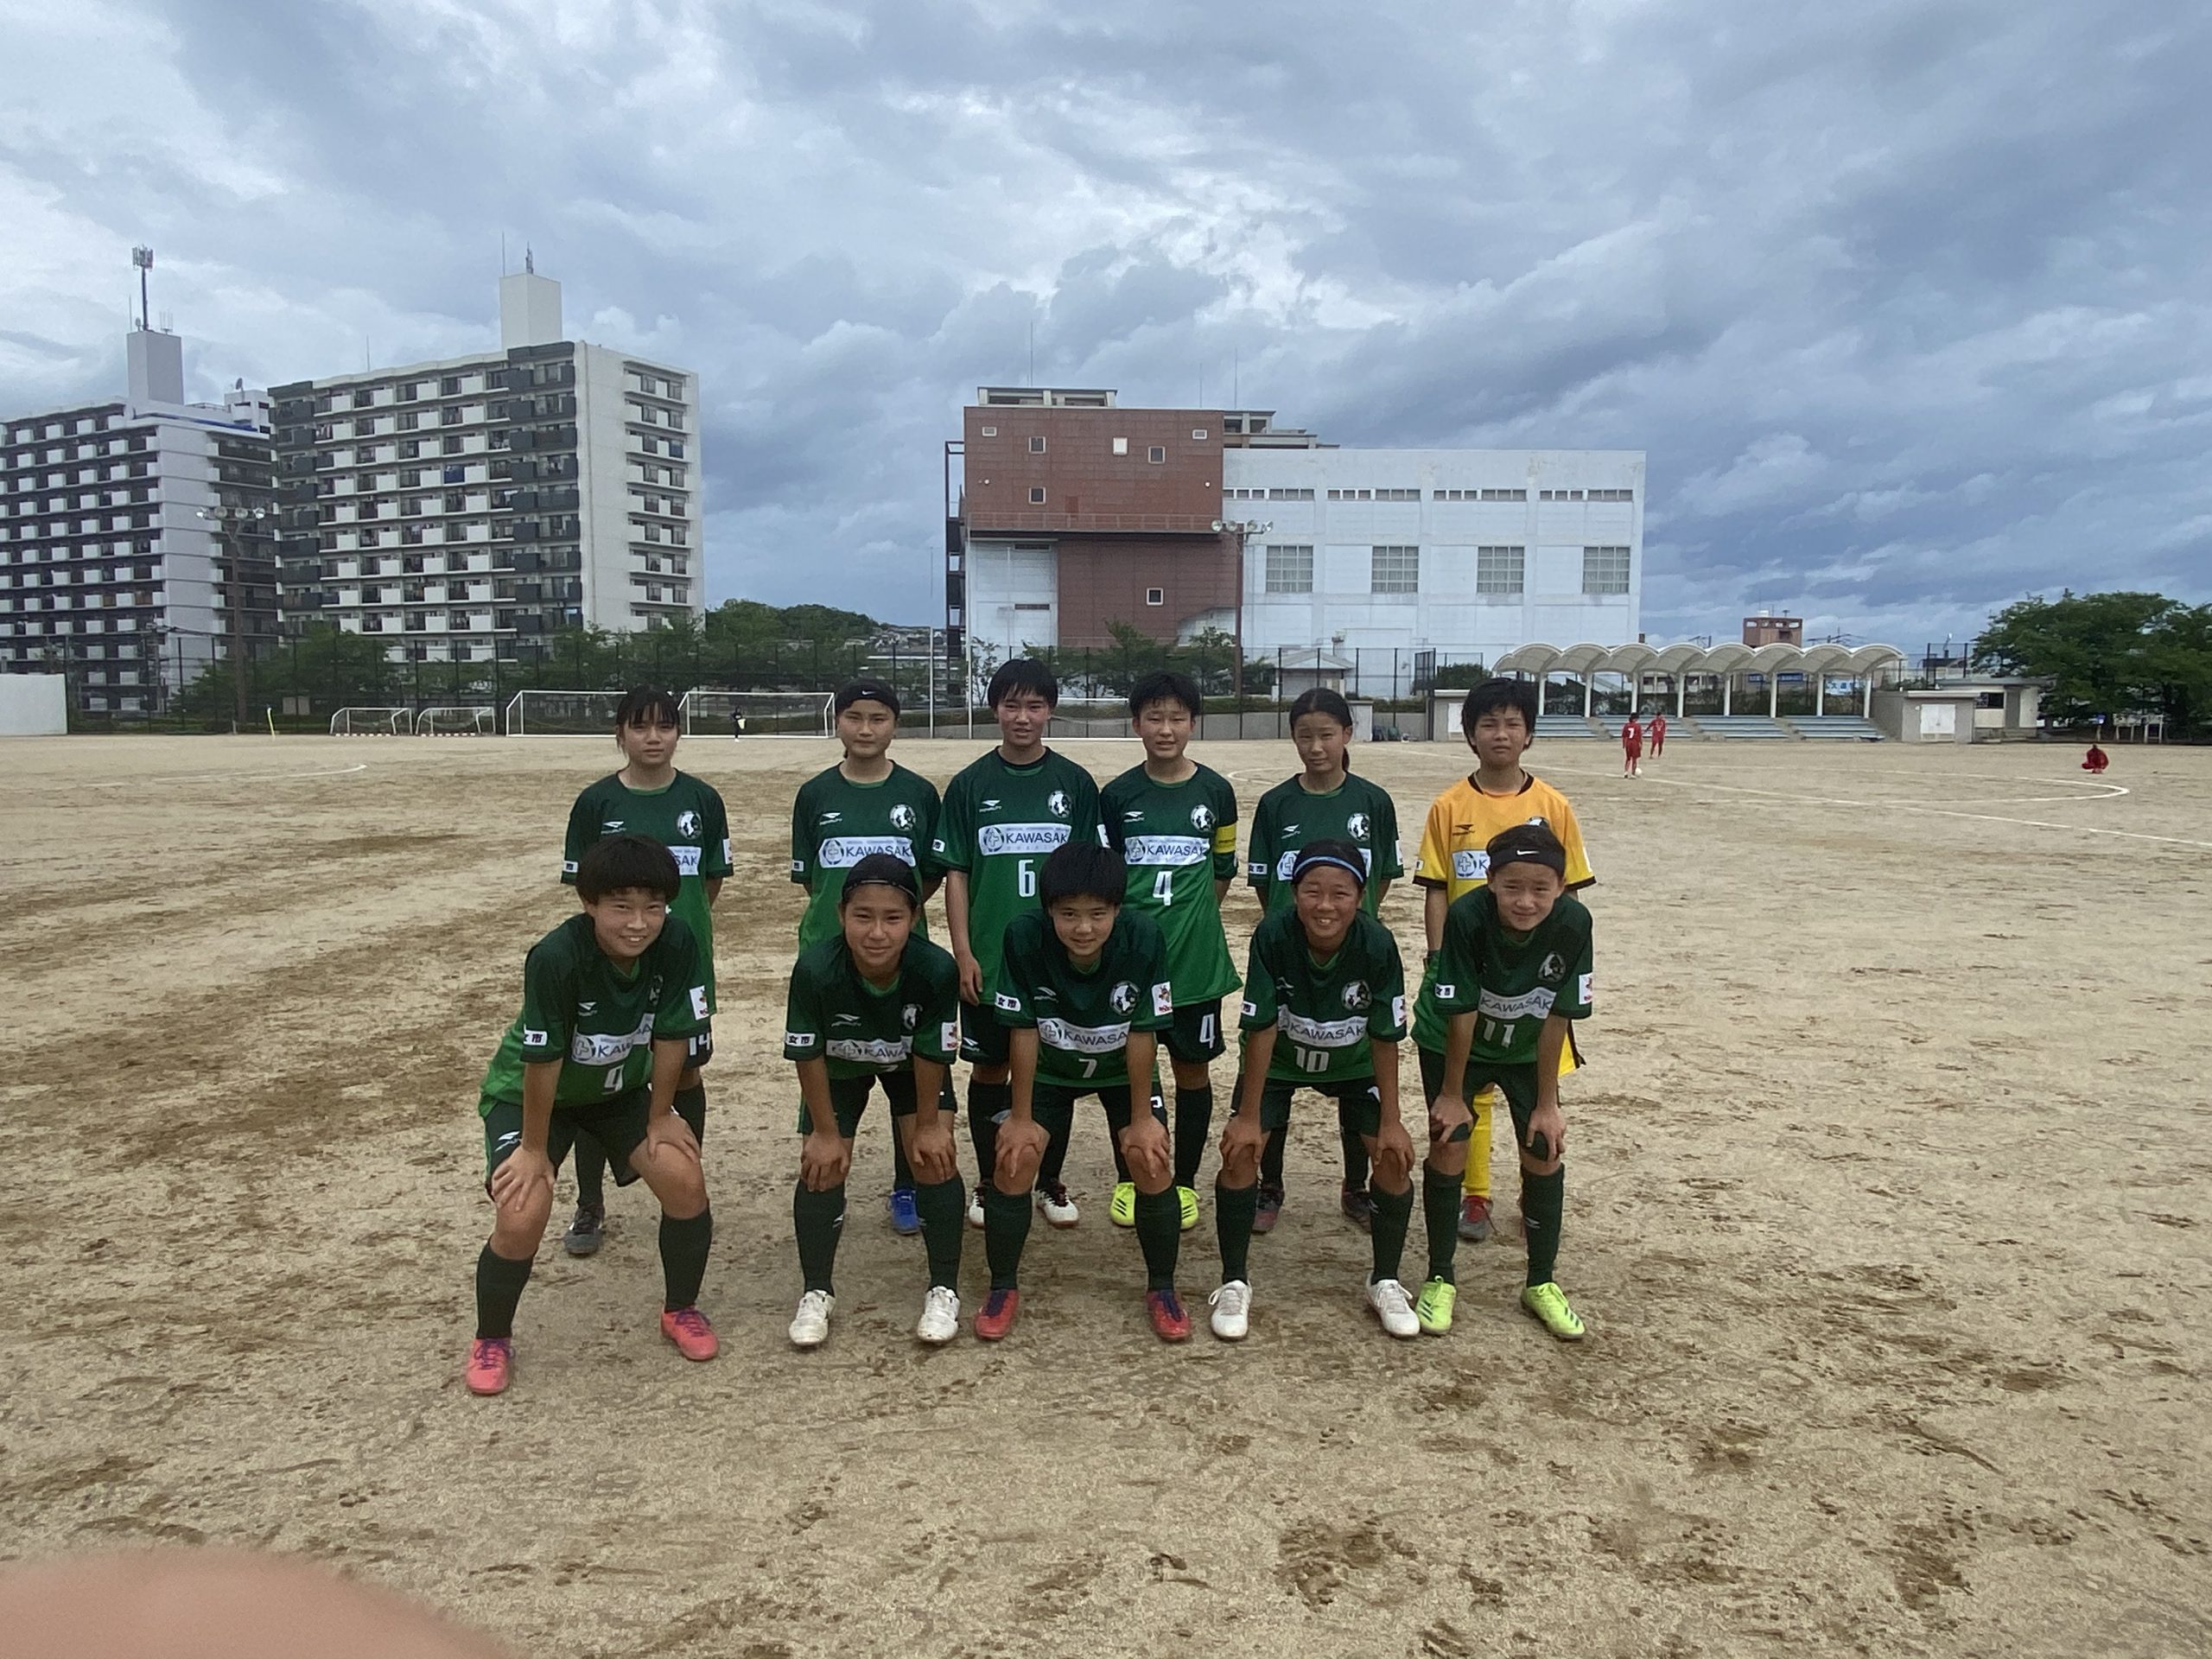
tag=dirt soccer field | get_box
[0,731,2206,1657]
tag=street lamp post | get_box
[1211,517,1268,704]
[199,504,268,731]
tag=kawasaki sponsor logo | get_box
[1280,1010,1368,1048]
[1452,849,1491,880]
[571,1015,653,1065]
[828,1036,912,1065]
[669,845,702,876]
[1478,987,1556,1022]
[1037,1017,1132,1055]
[979,823,1072,857]
[1121,834,1207,867]
[818,835,914,869]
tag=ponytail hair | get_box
[1287,687,1357,772]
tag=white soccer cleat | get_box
[1035,1182,1079,1228]
[788,1289,834,1349]
[1209,1281,1251,1341]
[916,1285,961,1345]
[1365,1277,1420,1339]
[966,1183,987,1229]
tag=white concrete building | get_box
[0,327,275,714]
[1221,438,1644,678]
[271,265,702,664]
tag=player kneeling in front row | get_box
[1421,823,1592,1340]
[785,855,967,1348]
[1212,841,1419,1339]
[466,836,718,1396]
[981,842,1189,1340]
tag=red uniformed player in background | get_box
[1620,715,1643,778]
[2082,742,2109,775]
[1648,709,1667,757]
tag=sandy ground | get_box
[0,730,2207,1658]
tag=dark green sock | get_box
[1522,1165,1565,1287]
[572,1136,607,1208]
[658,1207,713,1310]
[1338,1102,1370,1188]
[983,1186,1031,1290]
[792,1181,844,1294]
[674,1084,707,1145]
[891,1128,915,1191]
[968,1079,1009,1184]
[1173,1086,1213,1189]
[1422,1163,1461,1286]
[1035,1095,1075,1188]
[1260,1125,1287,1188]
[1369,1181,1414,1285]
[915,1175,964,1291]
[1215,1181,1259,1285]
[1133,1185,1181,1291]
[474,1244,533,1338]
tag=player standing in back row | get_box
[558,687,730,1260]
[791,677,950,1235]
[1243,687,1403,1233]
[1102,671,1240,1234]
[931,658,1103,1231]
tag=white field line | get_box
[81,763,371,791]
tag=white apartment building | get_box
[0,327,275,715]
[1220,435,1644,673]
[271,266,702,664]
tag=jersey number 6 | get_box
[1017,858,1037,898]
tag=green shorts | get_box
[1033,1079,1169,1142]
[1416,1047,1539,1139]
[959,998,1010,1067]
[1239,1074,1384,1137]
[797,1070,920,1138]
[1164,997,1229,1066]
[480,1090,651,1188]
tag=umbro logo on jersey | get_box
[601,820,626,833]
[1281,823,1300,836]
[578,1001,596,1014]
[819,810,843,824]
[1122,810,1147,822]
[980,798,1002,811]
[833,1014,861,1026]
[677,810,702,838]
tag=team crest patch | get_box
[1109,982,1139,1015]
[902,1003,919,1030]
[1345,811,1370,841]
[1047,789,1071,818]
[1191,804,1214,832]
[1540,952,1566,982]
[677,809,702,838]
[1342,979,1371,1011]
[891,804,916,831]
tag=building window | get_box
[1541,488,1587,502]
[1147,445,1166,463]
[1481,487,1526,501]
[1588,488,1635,502]
[1476,545,1525,595]
[1191,428,1207,441]
[1145,588,1165,606]
[1370,544,1419,594]
[1112,437,1128,456]
[1029,435,1046,454]
[1029,486,1047,505]
[1264,544,1314,594]
[981,425,996,437]
[1582,545,1631,594]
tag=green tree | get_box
[1973,590,2212,731]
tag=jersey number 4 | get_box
[1152,868,1175,906]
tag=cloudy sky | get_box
[3,0,2207,646]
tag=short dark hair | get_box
[1461,677,1539,737]
[840,851,919,908]
[1128,670,1202,721]
[1039,842,1125,909]
[988,658,1059,709]
[614,685,682,729]
[575,833,681,902]
[1290,836,1367,889]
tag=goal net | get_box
[416,704,497,735]
[505,689,628,736]
[328,706,410,735]
[683,690,836,739]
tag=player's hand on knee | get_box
[907,1119,957,1185]
[1123,1119,1173,1187]
[1217,1113,1265,1180]
[995,1117,1048,1185]
[489,1147,553,1215]
[645,1111,701,1168]
[1427,1094,1472,1146]
[1371,1121,1415,1185]
[1522,1102,1565,1171]
[799,1128,851,1192]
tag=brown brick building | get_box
[1742,612,1803,646]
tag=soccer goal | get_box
[504,689,629,736]
[328,706,411,735]
[416,704,497,735]
[683,689,836,739]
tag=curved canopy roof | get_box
[1486,641,1904,678]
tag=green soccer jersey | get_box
[789,761,943,951]
[782,933,961,1080]
[1247,772,1405,916]
[1239,907,1408,1084]
[992,907,1173,1090]
[1100,761,1241,1005]
[478,912,708,1109]
[1427,889,1594,1065]
[563,771,733,1013]
[929,747,1103,980]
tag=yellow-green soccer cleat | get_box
[1177,1185,1199,1231]
[1110,1181,1137,1228]
[1414,1276,1456,1335]
[1520,1281,1586,1341]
